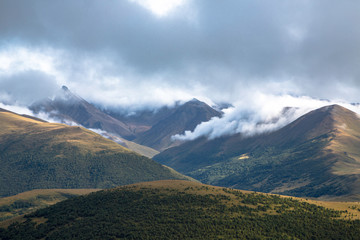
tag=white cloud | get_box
[0,46,63,79]
[173,93,360,141]
[129,0,189,17]
[88,128,124,144]
[0,102,33,115]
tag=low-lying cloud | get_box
[173,94,360,141]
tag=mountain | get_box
[155,105,360,200]
[105,105,178,135]
[31,87,221,152]
[1,180,360,239]
[133,99,222,151]
[0,108,190,197]
[30,86,136,140]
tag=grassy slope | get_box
[1,180,360,239]
[0,109,190,197]
[121,138,159,158]
[0,189,101,224]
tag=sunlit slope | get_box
[1,180,360,239]
[0,188,101,223]
[325,105,360,175]
[0,109,189,197]
[155,105,360,200]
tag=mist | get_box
[173,94,360,141]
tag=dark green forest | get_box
[1,182,360,239]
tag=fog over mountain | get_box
[1,0,360,139]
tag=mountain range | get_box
[31,86,221,151]
[155,104,360,200]
[0,108,189,197]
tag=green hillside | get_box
[0,108,189,197]
[1,180,360,239]
[155,105,360,200]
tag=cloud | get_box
[0,0,360,108]
[88,128,124,145]
[0,102,33,115]
[130,0,189,17]
[173,93,360,141]
[0,70,59,105]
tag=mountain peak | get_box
[183,98,209,108]
[318,104,350,114]
[314,104,358,126]
[189,98,200,102]
[61,85,69,91]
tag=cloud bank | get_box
[0,0,360,109]
[173,94,360,141]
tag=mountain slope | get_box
[155,105,360,200]
[31,88,221,152]
[0,108,190,197]
[105,105,178,135]
[1,180,360,239]
[30,86,135,140]
[134,99,222,151]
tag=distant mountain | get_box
[104,105,178,135]
[31,87,221,152]
[0,108,190,197]
[30,86,135,140]
[155,105,360,200]
[2,180,360,239]
[133,99,222,151]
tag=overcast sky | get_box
[1,0,360,113]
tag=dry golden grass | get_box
[0,189,101,206]
[121,138,160,158]
[326,108,360,175]
[238,153,250,160]
[0,110,132,154]
[0,189,101,227]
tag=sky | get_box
[1,0,360,139]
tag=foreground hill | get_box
[0,108,189,197]
[1,180,360,239]
[155,105,360,200]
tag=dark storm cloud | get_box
[0,0,360,102]
[0,71,58,105]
